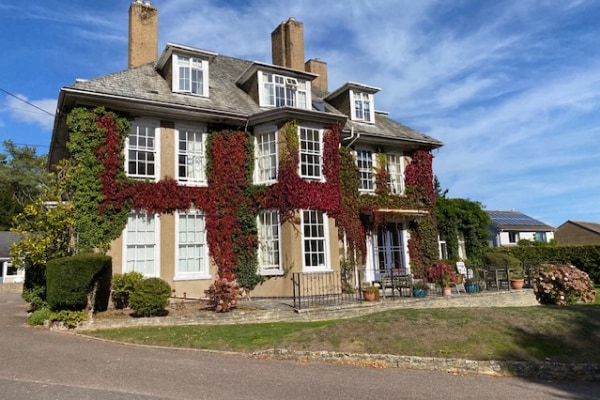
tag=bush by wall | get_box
[46,254,112,312]
[497,246,600,283]
[129,278,171,317]
[111,271,144,309]
[532,264,596,305]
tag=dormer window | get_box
[351,91,374,122]
[173,54,208,96]
[259,72,309,109]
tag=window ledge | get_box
[173,274,212,281]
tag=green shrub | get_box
[22,264,46,308]
[22,286,47,312]
[46,254,112,312]
[484,251,521,267]
[129,278,171,317]
[111,271,144,309]
[49,310,88,329]
[27,307,52,326]
[533,264,596,305]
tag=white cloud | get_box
[3,95,56,131]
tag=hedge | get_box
[495,245,600,283]
[46,254,112,312]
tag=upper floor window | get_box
[356,149,374,192]
[260,72,309,109]
[255,126,278,184]
[177,124,207,186]
[386,153,404,195]
[351,91,374,122]
[127,120,158,180]
[299,126,322,180]
[174,54,208,96]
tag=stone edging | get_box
[250,348,600,381]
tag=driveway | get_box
[0,292,598,399]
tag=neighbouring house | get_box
[555,220,600,246]
[0,232,23,284]
[486,210,555,247]
[48,1,443,298]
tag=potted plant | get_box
[465,278,479,293]
[510,266,525,290]
[412,281,429,298]
[427,261,457,296]
[362,285,380,302]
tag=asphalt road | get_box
[1,293,598,400]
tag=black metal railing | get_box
[291,271,362,309]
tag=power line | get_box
[0,87,54,117]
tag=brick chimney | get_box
[305,58,328,92]
[271,17,305,71]
[128,0,158,69]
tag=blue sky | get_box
[1,0,599,227]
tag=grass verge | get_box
[88,304,600,363]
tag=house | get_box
[486,210,555,247]
[555,221,600,246]
[48,1,443,298]
[0,231,23,284]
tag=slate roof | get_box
[53,48,442,162]
[0,232,20,259]
[485,210,555,232]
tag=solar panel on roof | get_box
[486,211,545,226]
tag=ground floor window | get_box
[301,210,329,271]
[124,211,159,277]
[257,210,281,275]
[175,211,209,279]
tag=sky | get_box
[1,0,599,228]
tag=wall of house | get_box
[494,230,555,247]
[556,224,600,246]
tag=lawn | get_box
[88,299,600,363]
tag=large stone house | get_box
[48,1,442,298]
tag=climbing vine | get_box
[65,107,438,310]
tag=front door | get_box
[374,222,407,281]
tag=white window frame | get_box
[254,125,279,184]
[123,211,160,277]
[258,71,310,109]
[301,210,330,272]
[386,152,405,195]
[355,148,374,192]
[257,210,282,275]
[174,210,210,280]
[350,90,374,123]
[298,126,323,181]
[126,119,159,181]
[173,54,209,97]
[176,124,208,186]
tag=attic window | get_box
[259,72,310,110]
[351,90,374,123]
[173,54,209,97]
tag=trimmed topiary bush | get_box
[46,254,112,312]
[129,278,171,317]
[111,271,144,309]
[532,264,596,305]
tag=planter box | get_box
[412,288,427,298]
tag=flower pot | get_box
[510,279,524,290]
[412,288,427,298]
[362,289,377,302]
[442,287,452,297]
[465,283,479,294]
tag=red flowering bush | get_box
[204,277,241,312]
[427,261,457,287]
[532,264,595,305]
